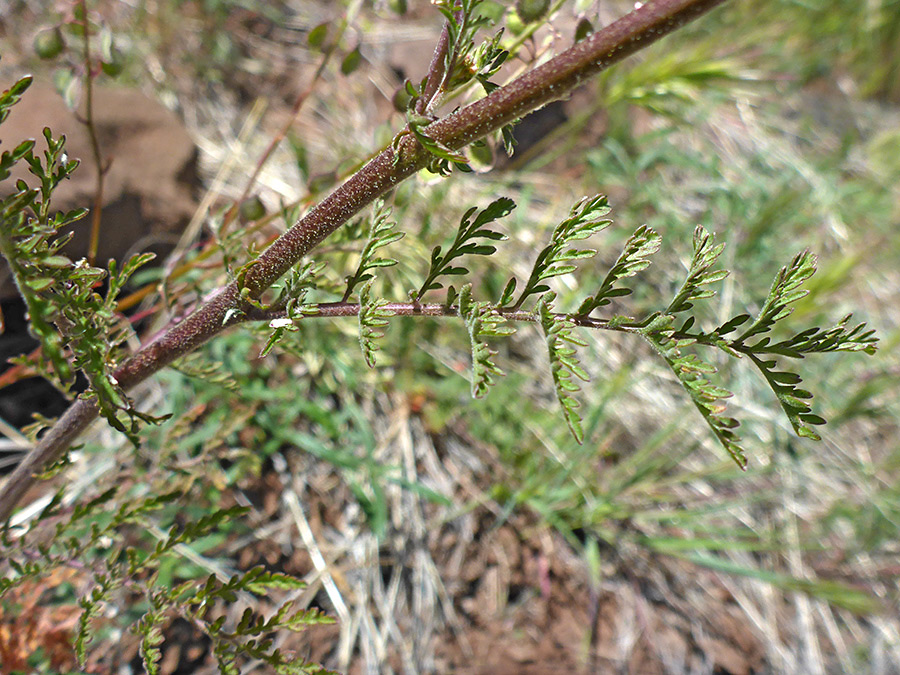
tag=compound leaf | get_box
[415,197,514,300]
[539,293,589,444]
[508,194,611,310]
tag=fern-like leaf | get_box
[635,226,746,466]
[758,314,878,358]
[739,315,877,441]
[539,294,589,443]
[506,194,612,310]
[747,353,823,440]
[733,249,817,345]
[358,279,396,367]
[644,329,747,468]
[136,603,167,675]
[152,506,249,560]
[415,197,514,300]
[576,224,662,317]
[342,199,404,302]
[720,253,877,440]
[0,124,163,444]
[194,566,306,607]
[76,574,118,667]
[458,284,515,398]
[182,567,335,674]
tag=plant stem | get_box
[247,300,639,332]
[221,1,362,237]
[0,0,730,523]
[417,21,451,115]
[79,0,108,266]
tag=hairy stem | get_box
[417,21,452,115]
[247,300,637,331]
[0,0,730,522]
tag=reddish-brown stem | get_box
[78,0,108,266]
[246,301,632,333]
[0,0,730,523]
[416,21,452,115]
[222,7,351,235]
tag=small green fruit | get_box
[506,11,526,36]
[101,50,125,77]
[34,27,65,60]
[341,46,363,75]
[388,0,407,14]
[308,23,328,49]
[575,17,594,43]
[392,85,413,112]
[515,0,551,23]
[240,196,266,221]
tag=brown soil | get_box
[100,428,768,675]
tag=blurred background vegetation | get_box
[1,0,898,672]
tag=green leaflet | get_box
[458,284,515,398]
[643,329,747,468]
[734,250,817,345]
[539,293,589,444]
[666,225,729,316]
[342,198,404,302]
[416,196,513,300]
[577,224,662,317]
[358,279,396,368]
[740,312,877,441]
[503,194,612,310]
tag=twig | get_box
[417,20,452,115]
[245,300,639,334]
[221,0,363,236]
[78,0,109,266]
[0,0,731,523]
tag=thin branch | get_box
[221,2,361,236]
[246,300,638,334]
[78,0,109,266]
[416,21,452,115]
[0,0,731,523]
